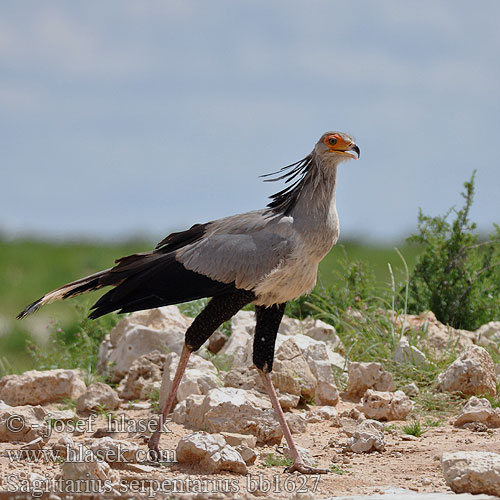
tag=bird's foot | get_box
[285,461,329,474]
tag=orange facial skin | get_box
[323,134,359,159]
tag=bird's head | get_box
[315,131,360,162]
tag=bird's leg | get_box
[148,289,255,458]
[148,343,191,457]
[254,304,329,475]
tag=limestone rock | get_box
[159,352,220,409]
[441,451,500,496]
[347,419,385,453]
[220,431,257,448]
[176,431,247,474]
[285,412,307,434]
[346,362,394,398]
[358,389,413,421]
[274,338,317,401]
[394,337,428,366]
[175,387,283,445]
[307,406,340,427]
[0,369,86,406]
[52,434,75,458]
[437,345,497,396]
[117,350,168,400]
[278,315,343,353]
[224,366,260,391]
[98,305,192,380]
[0,404,49,443]
[402,382,420,398]
[474,321,500,352]
[86,437,139,464]
[62,443,120,487]
[454,397,500,428]
[76,383,121,413]
[219,311,254,366]
[235,444,257,465]
[287,335,340,404]
[389,310,475,354]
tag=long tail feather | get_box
[16,269,111,319]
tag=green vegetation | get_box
[406,171,500,330]
[401,420,424,437]
[330,464,346,475]
[261,453,293,468]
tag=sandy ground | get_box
[0,399,498,499]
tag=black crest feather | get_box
[261,155,314,215]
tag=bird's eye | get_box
[328,137,338,146]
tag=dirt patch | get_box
[0,399,497,499]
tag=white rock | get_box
[274,337,317,401]
[0,369,86,406]
[389,310,475,354]
[358,389,413,421]
[454,397,500,428]
[62,443,120,487]
[235,444,257,465]
[346,362,394,398]
[441,451,500,496]
[279,316,343,352]
[315,406,339,424]
[117,350,168,400]
[402,383,420,398]
[98,306,192,380]
[394,337,428,366]
[52,434,75,458]
[46,409,77,422]
[474,321,500,352]
[159,352,220,409]
[347,419,386,453]
[291,336,340,404]
[176,387,283,445]
[86,437,139,464]
[219,311,254,365]
[437,345,497,396]
[220,431,257,448]
[76,383,121,413]
[285,412,307,434]
[176,431,247,474]
[0,405,49,443]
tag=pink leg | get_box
[259,370,329,474]
[148,344,192,456]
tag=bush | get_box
[406,171,500,330]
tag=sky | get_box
[1,0,499,244]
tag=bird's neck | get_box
[290,155,339,225]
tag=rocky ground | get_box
[0,306,499,499]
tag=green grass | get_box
[401,420,424,437]
[330,464,346,475]
[261,453,293,468]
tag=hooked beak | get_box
[348,143,360,159]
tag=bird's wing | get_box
[174,209,296,290]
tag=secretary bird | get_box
[18,131,359,474]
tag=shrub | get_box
[406,171,500,330]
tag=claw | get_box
[285,461,329,474]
